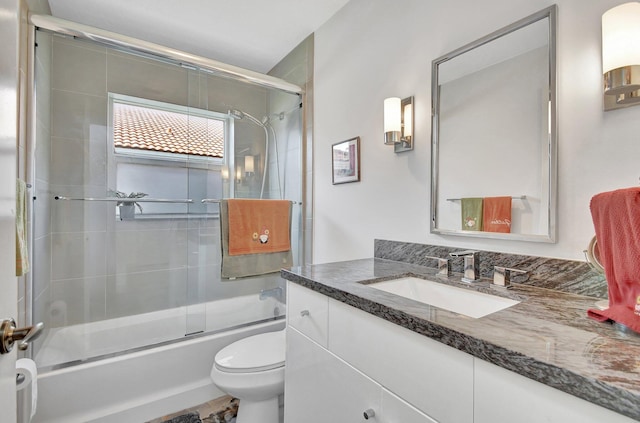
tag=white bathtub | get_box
[36,294,283,368]
[32,295,285,423]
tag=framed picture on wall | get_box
[332,136,361,185]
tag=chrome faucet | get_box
[449,250,481,283]
[259,287,285,303]
[425,255,451,277]
[492,266,528,289]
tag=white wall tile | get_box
[51,231,107,280]
[52,38,106,95]
[105,267,188,318]
[50,89,107,140]
[51,275,107,325]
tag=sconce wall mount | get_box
[602,2,640,111]
[384,96,414,153]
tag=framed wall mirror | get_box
[430,5,557,242]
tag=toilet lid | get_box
[214,330,285,373]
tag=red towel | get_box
[587,187,640,333]
[227,199,291,256]
[483,196,512,233]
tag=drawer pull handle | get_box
[300,310,310,317]
[363,408,376,419]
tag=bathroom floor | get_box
[147,395,285,423]
[146,395,237,423]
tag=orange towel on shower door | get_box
[483,196,512,233]
[227,199,291,256]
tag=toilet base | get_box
[236,396,279,423]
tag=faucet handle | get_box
[449,250,478,258]
[492,266,528,289]
[425,256,451,277]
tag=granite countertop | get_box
[281,258,640,422]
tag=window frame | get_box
[108,93,231,170]
[107,93,234,218]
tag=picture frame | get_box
[331,136,361,185]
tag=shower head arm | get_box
[228,109,266,128]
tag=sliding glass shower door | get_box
[32,29,302,368]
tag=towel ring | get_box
[584,235,605,274]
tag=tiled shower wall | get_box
[269,34,314,264]
[33,33,295,330]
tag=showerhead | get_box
[228,108,266,128]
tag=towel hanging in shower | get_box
[16,179,30,276]
[220,199,293,279]
[227,199,291,255]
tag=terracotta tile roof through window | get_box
[113,103,224,158]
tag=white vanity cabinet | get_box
[285,282,467,423]
[285,326,437,423]
[474,359,638,423]
[285,281,639,423]
[328,299,474,423]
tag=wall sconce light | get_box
[244,155,255,176]
[221,165,230,180]
[384,96,414,152]
[602,2,640,110]
[235,166,243,184]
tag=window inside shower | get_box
[31,30,303,369]
[109,93,228,217]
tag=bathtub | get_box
[32,295,285,423]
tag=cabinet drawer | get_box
[381,389,438,423]
[287,282,328,347]
[285,327,381,423]
[328,299,474,423]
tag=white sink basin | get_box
[367,277,519,318]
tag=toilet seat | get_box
[214,330,285,373]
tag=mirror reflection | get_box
[431,6,557,242]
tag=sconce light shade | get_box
[221,165,230,180]
[384,97,402,145]
[383,96,414,152]
[244,155,254,173]
[602,2,640,110]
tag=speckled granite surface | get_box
[375,239,609,298]
[281,257,640,421]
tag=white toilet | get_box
[210,330,285,423]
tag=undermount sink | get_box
[366,277,520,318]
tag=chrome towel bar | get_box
[54,196,194,203]
[446,195,527,202]
[201,198,302,204]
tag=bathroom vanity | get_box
[282,257,640,423]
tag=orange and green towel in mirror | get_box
[483,196,512,233]
[461,198,483,231]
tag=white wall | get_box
[313,0,640,263]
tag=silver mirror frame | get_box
[430,5,557,243]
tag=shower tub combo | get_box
[33,295,285,423]
[28,13,304,423]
